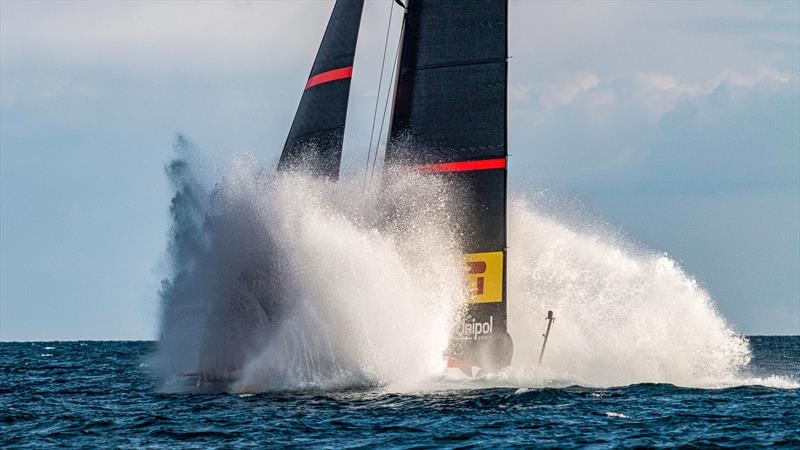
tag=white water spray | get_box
[505,201,752,387]
[152,143,795,392]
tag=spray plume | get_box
[151,138,795,392]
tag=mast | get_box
[277,0,365,179]
[385,0,512,370]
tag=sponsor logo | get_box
[455,315,494,340]
[465,251,503,303]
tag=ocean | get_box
[1,336,797,448]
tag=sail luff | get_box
[277,0,365,179]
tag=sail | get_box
[385,0,512,369]
[277,0,365,179]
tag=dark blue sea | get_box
[1,336,798,448]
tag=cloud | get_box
[539,72,600,110]
[511,68,800,194]
[649,79,799,192]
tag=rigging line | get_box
[363,0,395,191]
[368,15,404,186]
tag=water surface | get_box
[1,337,797,447]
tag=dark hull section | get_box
[278,0,365,179]
[386,0,511,370]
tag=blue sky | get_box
[1,1,798,340]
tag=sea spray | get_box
[153,148,465,391]
[151,137,212,379]
[232,164,466,391]
[153,146,758,392]
[505,199,751,387]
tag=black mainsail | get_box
[385,0,512,369]
[277,0,365,179]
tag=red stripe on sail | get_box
[305,66,353,90]
[412,158,506,173]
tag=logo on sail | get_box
[455,315,494,340]
[465,251,503,303]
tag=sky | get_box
[1,0,798,340]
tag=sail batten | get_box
[278,0,365,179]
[413,57,506,72]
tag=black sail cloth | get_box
[278,0,365,179]
[385,0,512,370]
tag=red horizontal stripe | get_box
[412,158,506,173]
[305,66,353,90]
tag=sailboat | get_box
[279,0,513,373]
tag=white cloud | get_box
[512,67,799,192]
[509,83,532,105]
[530,65,797,125]
[538,72,600,109]
[720,67,794,87]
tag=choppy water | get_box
[1,337,798,448]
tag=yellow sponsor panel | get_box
[465,251,503,303]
